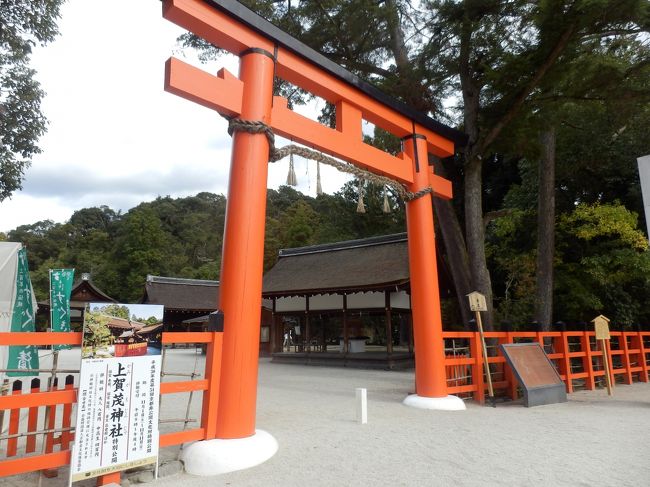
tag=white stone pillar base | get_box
[403,394,466,411]
[181,429,278,476]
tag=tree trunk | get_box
[534,127,556,330]
[384,0,472,327]
[432,159,473,327]
[434,198,473,326]
[464,155,495,328]
[458,13,495,328]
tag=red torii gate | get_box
[163,0,467,474]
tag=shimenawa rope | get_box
[226,118,434,202]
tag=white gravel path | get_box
[2,348,650,487]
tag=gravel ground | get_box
[2,348,650,487]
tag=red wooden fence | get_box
[0,331,218,483]
[443,330,650,404]
[1,329,648,480]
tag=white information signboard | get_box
[70,303,163,483]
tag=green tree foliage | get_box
[555,203,650,325]
[278,200,319,248]
[141,316,160,325]
[486,209,538,325]
[82,311,113,358]
[6,182,650,325]
[8,219,67,293]
[95,304,130,320]
[7,184,404,304]
[488,201,650,326]
[487,95,650,325]
[109,207,179,302]
[0,0,64,200]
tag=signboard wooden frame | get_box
[500,343,568,407]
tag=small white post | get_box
[355,388,367,424]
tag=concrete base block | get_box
[403,394,466,411]
[181,430,278,476]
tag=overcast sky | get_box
[0,0,350,233]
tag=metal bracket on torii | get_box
[162,0,468,463]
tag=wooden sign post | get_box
[592,315,613,396]
[467,292,495,406]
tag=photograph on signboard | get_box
[71,303,163,483]
[82,303,164,359]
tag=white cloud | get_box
[0,0,350,234]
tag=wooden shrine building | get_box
[142,275,221,331]
[38,272,116,330]
[141,233,452,365]
[263,233,433,369]
[142,275,273,353]
[101,315,145,340]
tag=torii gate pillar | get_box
[216,49,274,439]
[403,136,465,410]
[180,49,279,475]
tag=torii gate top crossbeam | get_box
[164,0,467,191]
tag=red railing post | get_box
[97,472,121,486]
[470,332,485,404]
[7,380,22,457]
[42,377,59,478]
[498,332,517,400]
[634,330,648,382]
[25,378,40,453]
[556,332,572,392]
[201,331,223,440]
[60,375,74,450]
[579,332,595,390]
[620,332,633,384]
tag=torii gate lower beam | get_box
[163,0,467,476]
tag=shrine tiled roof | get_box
[262,233,410,296]
[142,275,220,311]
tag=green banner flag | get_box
[7,248,39,376]
[50,269,74,350]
